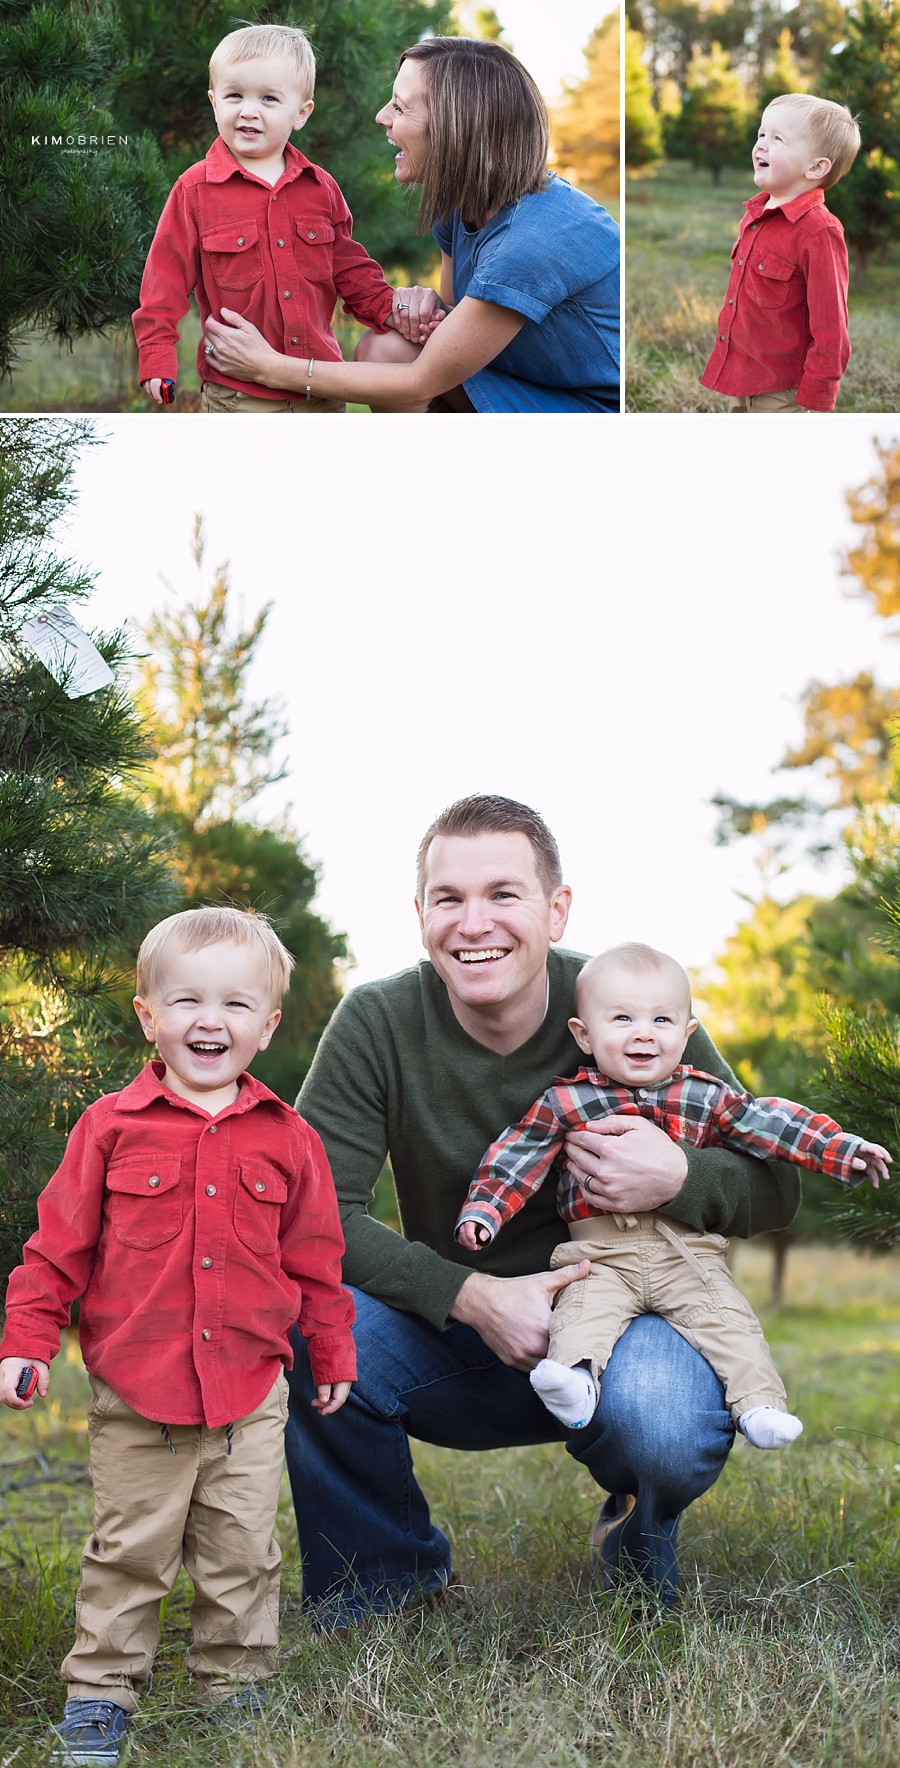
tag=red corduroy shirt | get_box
[132,137,394,399]
[0,1062,356,1427]
[700,188,850,411]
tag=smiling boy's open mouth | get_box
[188,1042,229,1058]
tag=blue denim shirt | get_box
[432,174,619,413]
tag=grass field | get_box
[625,163,900,414]
[0,309,375,415]
[2,1242,900,1766]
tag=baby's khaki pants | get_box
[61,1372,289,1711]
[549,1214,787,1424]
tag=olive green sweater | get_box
[297,947,800,1330]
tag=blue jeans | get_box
[284,1289,734,1626]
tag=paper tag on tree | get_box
[21,608,115,698]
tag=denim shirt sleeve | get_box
[465,179,619,323]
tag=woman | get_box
[204,37,620,413]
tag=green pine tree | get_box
[665,43,750,183]
[0,0,169,378]
[0,419,178,1284]
[818,0,900,269]
[625,25,664,172]
[112,0,454,274]
[758,27,809,110]
[135,521,348,1104]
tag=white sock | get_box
[738,1406,803,1450]
[530,1359,598,1429]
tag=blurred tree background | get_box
[0,421,347,1284]
[551,10,620,204]
[697,439,900,1293]
[626,0,900,267]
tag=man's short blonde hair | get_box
[209,24,317,103]
[575,943,692,1015]
[764,93,861,188]
[136,906,294,1007]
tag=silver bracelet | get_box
[305,358,314,402]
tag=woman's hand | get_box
[389,287,447,345]
[203,310,285,387]
[565,1115,689,1215]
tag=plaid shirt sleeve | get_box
[710,1087,864,1184]
[454,1090,568,1245]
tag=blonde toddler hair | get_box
[209,24,317,103]
[136,905,294,1007]
[764,92,861,188]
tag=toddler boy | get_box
[133,24,435,412]
[456,943,889,1445]
[700,93,861,412]
[0,906,356,1764]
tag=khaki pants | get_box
[200,381,346,414]
[549,1214,787,1424]
[729,388,810,412]
[61,1373,289,1710]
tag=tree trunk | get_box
[763,1229,794,1306]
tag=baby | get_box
[456,943,889,1448]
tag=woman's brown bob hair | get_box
[399,37,549,232]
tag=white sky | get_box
[462,1,606,97]
[65,415,897,991]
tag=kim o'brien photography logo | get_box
[30,133,128,155]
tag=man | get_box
[287,795,799,1624]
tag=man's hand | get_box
[0,1357,50,1410]
[388,286,447,345]
[565,1114,689,1215]
[448,1264,591,1371]
[311,1381,352,1416]
[850,1141,892,1189]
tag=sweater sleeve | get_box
[0,1110,107,1364]
[297,990,470,1328]
[659,1023,802,1239]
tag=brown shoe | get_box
[590,1493,636,1582]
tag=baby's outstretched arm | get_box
[849,1141,892,1188]
[0,1357,50,1410]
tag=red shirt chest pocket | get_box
[294,217,336,281]
[201,222,263,288]
[749,250,803,308]
[105,1157,183,1249]
[233,1161,289,1256]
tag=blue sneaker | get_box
[205,1685,268,1729]
[50,1699,130,1765]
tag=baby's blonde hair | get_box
[763,93,861,188]
[575,943,692,1015]
[209,24,317,103]
[136,906,294,1007]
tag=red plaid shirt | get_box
[700,189,850,411]
[0,1062,356,1427]
[455,1064,864,1245]
[132,137,394,399]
